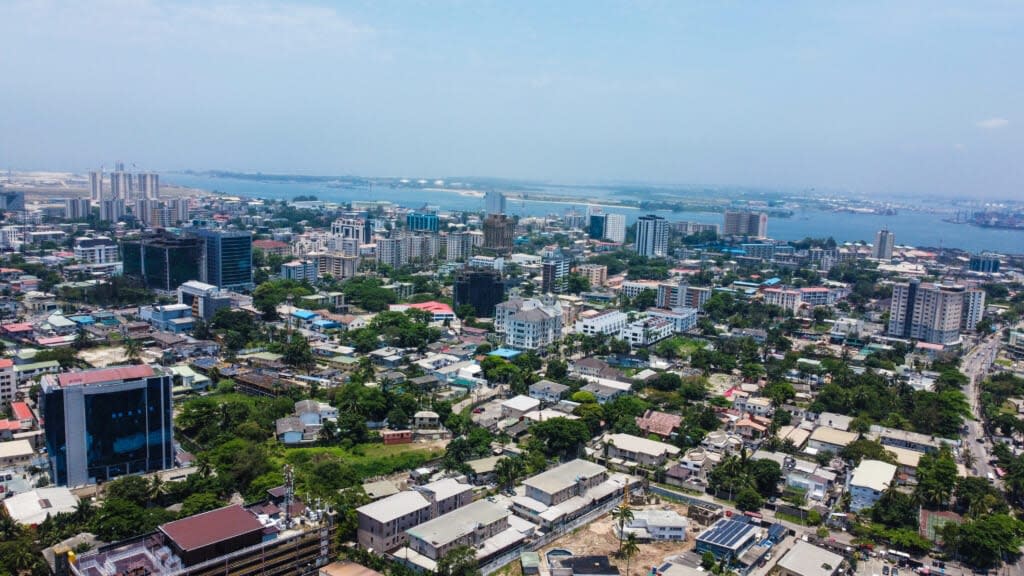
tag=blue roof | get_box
[291,309,318,320]
[697,519,758,549]
[762,277,782,286]
[489,348,522,359]
[69,315,95,325]
[312,319,339,328]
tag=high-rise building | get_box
[88,170,103,202]
[485,190,506,215]
[888,280,968,345]
[873,229,895,260]
[406,212,440,232]
[656,280,687,309]
[99,199,126,222]
[137,172,159,199]
[962,288,986,331]
[376,237,406,268]
[968,253,1001,273]
[40,365,174,487]
[169,198,190,224]
[541,251,572,294]
[0,191,25,212]
[603,213,626,243]
[445,231,474,261]
[195,228,254,290]
[110,171,132,200]
[483,214,515,252]
[635,214,669,257]
[453,268,506,318]
[331,217,372,257]
[64,198,92,220]
[121,230,204,292]
[135,199,159,227]
[723,211,768,238]
[588,214,606,240]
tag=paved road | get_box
[960,335,1000,481]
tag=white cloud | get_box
[976,117,1009,129]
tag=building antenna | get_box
[283,464,295,528]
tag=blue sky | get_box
[0,1,1020,198]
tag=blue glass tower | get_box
[406,212,440,233]
[194,228,254,290]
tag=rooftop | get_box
[54,365,155,388]
[406,499,507,547]
[159,504,264,552]
[356,490,430,523]
[851,460,898,492]
[776,540,843,576]
[523,458,606,495]
[696,518,758,551]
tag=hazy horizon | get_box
[1,1,1021,199]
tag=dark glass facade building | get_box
[453,268,505,318]
[588,214,606,240]
[406,212,440,233]
[41,366,174,487]
[121,231,204,292]
[195,228,254,290]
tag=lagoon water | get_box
[168,173,1023,254]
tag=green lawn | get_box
[278,442,445,479]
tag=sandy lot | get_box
[538,502,697,573]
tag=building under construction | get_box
[54,483,336,576]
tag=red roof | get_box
[57,365,155,387]
[0,358,13,369]
[0,420,20,431]
[11,402,32,421]
[160,504,264,551]
[406,301,454,315]
[2,323,33,333]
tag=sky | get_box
[0,0,1021,198]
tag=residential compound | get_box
[888,280,986,345]
[356,478,474,551]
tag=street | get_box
[960,335,1001,482]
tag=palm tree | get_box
[73,498,94,523]
[621,533,640,576]
[148,475,166,504]
[124,337,142,363]
[611,504,634,553]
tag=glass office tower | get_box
[195,228,254,290]
[41,366,174,487]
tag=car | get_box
[473,407,485,414]
[976,438,985,443]
[883,566,890,575]
[893,568,900,576]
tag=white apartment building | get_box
[494,296,563,350]
[646,307,698,333]
[764,288,803,313]
[575,310,628,336]
[620,280,660,299]
[888,280,967,345]
[619,317,673,347]
[73,237,119,264]
[604,213,626,243]
[962,288,986,331]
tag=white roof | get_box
[502,395,541,412]
[777,540,843,576]
[418,478,472,502]
[0,439,33,459]
[604,433,681,458]
[809,426,858,447]
[356,490,430,523]
[523,459,606,495]
[851,459,898,492]
[3,487,79,524]
[406,499,508,547]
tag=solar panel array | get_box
[700,519,756,548]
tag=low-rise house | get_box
[601,433,681,469]
[849,459,897,512]
[618,509,688,541]
[807,427,858,455]
[413,411,440,429]
[695,518,759,560]
[635,409,682,439]
[502,395,541,419]
[529,380,570,403]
